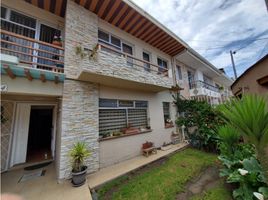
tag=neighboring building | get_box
[0,0,232,181]
[231,54,268,97]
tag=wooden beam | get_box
[111,4,129,25]
[3,65,16,79]
[104,0,121,21]
[40,73,46,82]
[144,28,162,43]
[24,69,33,81]
[122,12,142,32]
[55,75,59,84]
[118,9,136,29]
[89,0,98,12]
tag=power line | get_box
[187,36,268,43]
[257,41,268,60]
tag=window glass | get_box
[118,100,134,107]
[10,10,36,28]
[163,102,170,123]
[143,52,150,71]
[158,58,168,72]
[111,35,121,47]
[1,7,7,19]
[122,43,133,55]
[135,101,148,108]
[99,98,117,107]
[98,30,109,42]
[176,65,182,80]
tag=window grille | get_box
[99,99,148,136]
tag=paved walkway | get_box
[87,142,189,188]
[1,164,92,200]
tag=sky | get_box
[132,0,268,79]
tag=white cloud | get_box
[132,0,268,78]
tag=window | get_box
[98,29,121,50]
[187,70,194,89]
[143,52,150,72]
[163,102,170,122]
[157,58,168,73]
[99,99,149,137]
[111,35,121,48]
[1,8,36,38]
[176,65,182,80]
[10,10,36,28]
[98,30,109,42]
[122,43,133,66]
[1,7,7,19]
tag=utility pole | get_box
[230,50,238,79]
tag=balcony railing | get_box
[190,80,220,92]
[98,43,169,76]
[1,30,64,73]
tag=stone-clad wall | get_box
[59,1,100,179]
[59,80,99,179]
[64,0,98,79]
[79,50,174,88]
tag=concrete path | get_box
[1,164,92,200]
[87,142,189,189]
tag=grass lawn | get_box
[190,180,232,200]
[97,148,219,200]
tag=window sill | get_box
[99,129,153,142]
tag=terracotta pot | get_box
[52,40,62,47]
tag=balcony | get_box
[189,80,221,98]
[1,30,65,83]
[77,43,173,92]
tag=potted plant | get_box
[52,35,62,47]
[69,142,91,187]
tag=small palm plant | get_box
[218,95,268,180]
[69,142,91,172]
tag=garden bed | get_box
[94,148,231,200]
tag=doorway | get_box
[26,106,53,163]
[10,103,56,168]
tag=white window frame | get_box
[176,65,182,80]
[157,57,168,68]
[1,6,63,68]
[99,99,149,135]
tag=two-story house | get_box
[0,0,232,181]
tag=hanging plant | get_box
[75,44,99,61]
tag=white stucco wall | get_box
[99,86,177,168]
[1,75,63,96]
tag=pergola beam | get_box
[3,65,16,79]
[24,69,33,81]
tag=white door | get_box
[10,103,31,167]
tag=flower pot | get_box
[52,40,62,47]
[71,166,87,187]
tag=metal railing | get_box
[1,30,64,73]
[190,80,220,92]
[98,43,169,76]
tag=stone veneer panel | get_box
[64,0,98,79]
[59,80,99,179]
[79,50,173,88]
